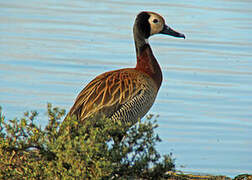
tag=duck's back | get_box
[67,68,159,125]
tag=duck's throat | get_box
[135,44,163,89]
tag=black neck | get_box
[133,12,151,57]
[133,25,148,57]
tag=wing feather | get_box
[66,68,145,122]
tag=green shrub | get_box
[0,104,175,179]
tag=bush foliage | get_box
[0,104,175,179]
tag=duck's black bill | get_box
[160,25,185,39]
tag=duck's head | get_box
[134,11,185,41]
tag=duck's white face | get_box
[134,11,185,41]
[148,12,165,35]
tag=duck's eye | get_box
[153,19,158,23]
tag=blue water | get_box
[1,0,252,177]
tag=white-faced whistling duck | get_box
[64,11,185,140]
